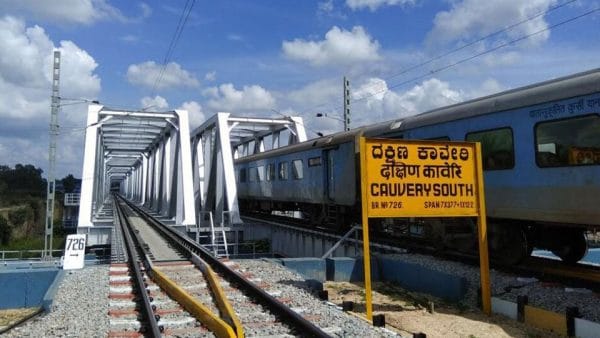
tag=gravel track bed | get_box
[232,259,400,337]
[159,263,295,337]
[4,265,110,338]
[371,253,600,323]
[109,264,209,337]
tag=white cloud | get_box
[204,83,275,112]
[467,78,504,98]
[120,34,139,43]
[282,26,380,66]
[319,0,335,13]
[352,77,462,123]
[204,71,217,81]
[287,79,339,107]
[139,3,153,18]
[178,101,206,129]
[140,95,169,110]
[482,51,521,67]
[0,16,100,120]
[138,97,205,129]
[127,61,199,89]
[227,34,243,41]
[0,0,127,25]
[0,16,100,176]
[317,0,348,19]
[346,0,416,11]
[427,0,556,48]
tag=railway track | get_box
[516,256,600,289]
[113,195,330,338]
[243,213,600,291]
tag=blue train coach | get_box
[235,68,600,264]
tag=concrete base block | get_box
[575,318,600,338]
[279,258,325,291]
[0,268,60,309]
[326,257,380,282]
[275,255,467,302]
[378,256,468,302]
[492,297,517,320]
[42,270,65,311]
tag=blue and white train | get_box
[235,69,600,264]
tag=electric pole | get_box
[44,50,60,258]
[343,76,350,131]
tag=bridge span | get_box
[76,103,307,247]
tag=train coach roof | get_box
[234,128,365,163]
[234,68,600,163]
[395,68,600,131]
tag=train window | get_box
[535,114,600,167]
[248,167,257,182]
[266,163,275,181]
[308,156,322,166]
[278,162,289,180]
[466,128,514,170]
[239,168,246,183]
[257,165,265,181]
[292,159,303,179]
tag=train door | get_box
[323,149,335,200]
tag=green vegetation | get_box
[0,163,76,251]
[0,234,65,251]
[0,164,45,201]
[0,216,11,245]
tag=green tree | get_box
[61,174,77,193]
[8,208,28,226]
[0,215,11,245]
[0,164,44,196]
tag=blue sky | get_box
[0,0,598,177]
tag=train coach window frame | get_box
[257,165,265,181]
[308,156,322,167]
[248,167,257,182]
[534,114,600,168]
[239,168,246,182]
[278,162,289,180]
[266,163,275,181]
[465,127,515,170]
[292,159,304,180]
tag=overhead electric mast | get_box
[44,50,61,258]
[343,76,350,131]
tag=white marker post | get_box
[63,234,86,270]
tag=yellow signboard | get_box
[358,137,491,321]
[363,139,479,217]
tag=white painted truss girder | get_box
[191,112,307,226]
[78,104,196,230]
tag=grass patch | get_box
[0,235,65,258]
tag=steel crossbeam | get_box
[190,112,306,227]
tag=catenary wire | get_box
[300,0,584,116]
[321,6,600,115]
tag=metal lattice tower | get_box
[343,76,350,131]
[44,50,60,258]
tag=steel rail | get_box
[117,195,331,338]
[244,213,600,292]
[115,197,240,338]
[114,198,163,338]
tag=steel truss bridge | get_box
[77,104,307,247]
